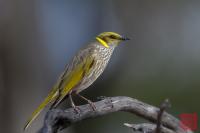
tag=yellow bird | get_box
[24,32,129,130]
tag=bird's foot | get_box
[76,93,96,111]
[88,100,96,111]
[73,106,81,114]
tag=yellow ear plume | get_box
[96,37,109,48]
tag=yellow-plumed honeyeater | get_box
[24,32,130,130]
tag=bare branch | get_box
[155,99,171,133]
[124,123,176,133]
[38,96,192,133]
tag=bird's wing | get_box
[51,52,95,108]
[24,49,95,130]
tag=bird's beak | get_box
[121,36,130,41]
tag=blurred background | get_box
[0,0,199,133]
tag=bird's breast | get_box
[73,45,115,93]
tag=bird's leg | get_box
[69,91,80,113]
[76,93,96,111]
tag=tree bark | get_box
[38,96,192,133]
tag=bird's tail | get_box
[24,89,58,130]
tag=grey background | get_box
[0,0,199,133]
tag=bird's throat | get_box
[96,37,109,48]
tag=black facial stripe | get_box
[110,35,118,39]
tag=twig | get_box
[124,99,172,133]
[155,99,171,133]
[38,96,192,133]
[124,123,176,133]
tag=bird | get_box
[24,32,130,130]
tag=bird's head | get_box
[96,32,130,48]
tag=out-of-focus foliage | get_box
[0,0,199,133]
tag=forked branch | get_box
[38,96,192,133]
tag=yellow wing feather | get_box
[51,56,94,108]
[24,55,94,130]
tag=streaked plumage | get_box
[24,32,129,130]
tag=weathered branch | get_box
[155,99,171,133]
[124,123,176,133]
[38,96,192,133]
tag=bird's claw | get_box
[73,106,81,114]
[88,100,96,111]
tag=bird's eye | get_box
[110,35,116,39]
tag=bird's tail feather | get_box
[24,89,58,130]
